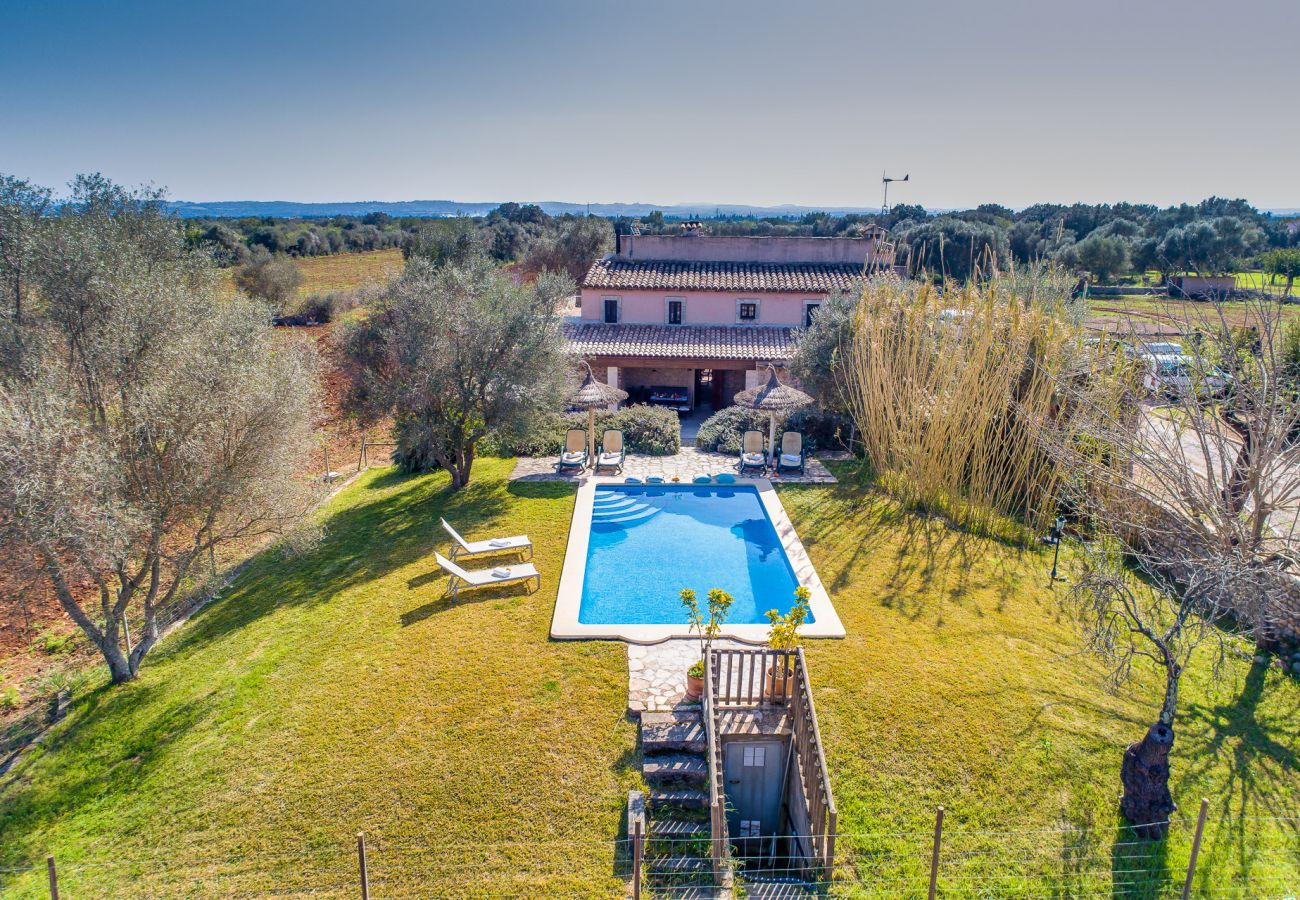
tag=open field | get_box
[1087,295,1300,335]
[218,248,405,300]
[0,461,1295,896]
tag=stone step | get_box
[741,876,817,898]
[650,817,711,839]
[645,854,711,877]
[648,788,710,811]
[643,753,708,788]
[642,709,706,754]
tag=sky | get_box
[2,0,1297,210]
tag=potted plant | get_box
[681,587,734,701]
[764,586,811,700]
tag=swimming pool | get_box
[552,478,844,643]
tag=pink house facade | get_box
[564,232,894,413]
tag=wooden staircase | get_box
[638,708,715,895]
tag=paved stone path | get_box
[627,638,752,712]
[510,447,838,484]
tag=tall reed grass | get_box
[841,272,1083,539]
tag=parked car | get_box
[1138,351,1229,399]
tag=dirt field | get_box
[1086,295,1300,336]
[217,247,404,300]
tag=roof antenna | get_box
[882,171,910,216]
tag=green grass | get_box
[0,460,636,897]
[1,459,1295,897]
[782,464,1299,897]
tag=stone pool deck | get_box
[628,639,752,712]
[511,447,840,484]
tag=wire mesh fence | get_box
[3,812,1296,898]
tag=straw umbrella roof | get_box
[732,364,813,413]
[571,360,628,409]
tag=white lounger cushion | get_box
[599,452,622,465]
[781,453,802,466]
[742,452,765,466]
[441,519,531,556]
[561,451,586,463]
[435,553,538,586]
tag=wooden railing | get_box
[790,646,837,875]
[706,647,838,879]
[702,651,730,885]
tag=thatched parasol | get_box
[571,361,629,461]
[732,364,813,467]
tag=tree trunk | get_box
[449,444,475,489]
[1119,721,1176,838]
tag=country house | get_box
[563,229,896,416]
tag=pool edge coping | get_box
[549,476,846,643]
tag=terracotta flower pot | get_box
[685,672,704,700]
[765,665,793,701]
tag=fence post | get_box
[928,805,944,900]
[46,855,58,900]
[632,816,643,900]
[357,832,369,900]
[1181,798,1209,900]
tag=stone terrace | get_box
[510,447,839,484]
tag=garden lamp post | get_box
[733,364,814,469]
[1042,515,1066,582]
[570,360,628,463]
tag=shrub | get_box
[286,288,369,324]
[0,685,19,712]
[484,404,680,456]
[233,248,304,310]
[694,405,849,455]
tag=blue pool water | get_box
[578,485,812,625]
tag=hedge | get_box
[694,405,851,455]
[484,404,681,457]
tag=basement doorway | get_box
[724,739,787,865]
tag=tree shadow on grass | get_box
[782,474,1031,627]
[164,469,516,659]
[1174,659,1300,886]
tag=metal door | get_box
[723,739,786,852]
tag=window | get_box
[737,300,758,323]
[666,297,684,325]
[804,302,821,328]
[603,296,620,324]
[742,745,766,767]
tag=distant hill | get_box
[165,199,1300,221]
[165,199,886,219]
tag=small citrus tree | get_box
[681,587,734,679]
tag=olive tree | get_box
[340,255,571,489]
[234,246,304,309]
[0,177,321,683]
[1048,297,1300,834]
[0,174,52,326]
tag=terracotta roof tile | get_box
[581,258,865,293]
[563,323,797,361]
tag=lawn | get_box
[0,460,636,898]
[782,466,1299,897]
[0,460,1295,897]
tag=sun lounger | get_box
[739,430,767,475]
[776,431,805,475]
[558,428,588,472]
[435,553,540,604]
[441,518,532,561]
[595,429,625,473]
